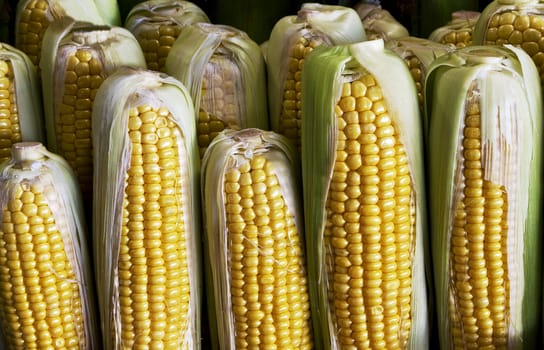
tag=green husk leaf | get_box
[92,67,201,350]
[125,0,210,30]
[301,39,429,350]
[354,2,410,41]
[425,44,542,350]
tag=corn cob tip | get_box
[11,141,45,162]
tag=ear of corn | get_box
[0,141,98,349]
[201,128,313,350]
[0,43,45,163]
[265,3,367,151]
[165,22,269,158]
[39,17,146,207]
[473,0,544,88]
[92,67,201,350]
[354,1,410,41]
[425,44,543,350]
[301,39,429,349]
[14,0,107,69]
[429,10,480,48]
[125,0,210,72]
[385,36,452,115]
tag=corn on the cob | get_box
[0,141,98,349]
[14,0,107,70]
[40,18,146,207]
[165,22,268,158]
[425,45,543,350]
[201,128,313,350]
[473,0,544,88]
[0,43,44,163]
[125,0,210,72]
[266,3,367,152]
[301,39,429,349]
[429,11,480,49]
[354,1,409,41]
[92,67,201,349]
[385,36,451,115]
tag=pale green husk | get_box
[265,3,367,132]
[301,39,429,349]
[40,17,146,153]
[91,67,201,350]
[0,43,45,145]
[425,44,542,350]
[165,22,269,130]
[0,141,98,348]
[201,128,305,350]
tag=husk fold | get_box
[425,44,543,350]
[354,1,410,41]
[91,67,201,349]
[301,39,429,349]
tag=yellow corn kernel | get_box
[484,12,544,87]
[279,34,327,151]
[137,24,182,72]
[224,155,313,349]
[0,60,22,163]
[448,85,509,349]
[441,29,473,48]
[197,55,241,158]
[118,104,189,348]
[0,181,86,349]
[55,48,103,203]
[324,73,414,349]
[15,0,50,67]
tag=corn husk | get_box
[0,141,98,349]
[301,38,429,349]
[429,10,480,48]
[41,17,146,153]
[164,22,269,151]
[92,67,201,349]
[385,36,452,116]
[354,1,410,41]
[201,128,312,350]
[425,44,543,350]
[265,3,367,134]
[0,43,45,162]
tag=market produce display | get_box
[0,0,542,349]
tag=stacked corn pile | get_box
[0,43,44,163]
[301,39,429,349]
[0,142,98,349]
[201,128,313,350]
[266,3,367,151]
[125,0,210,72]
[92,67,202,349]
[165,22,268,158]
[39,17,145,207]
[429,11,480,48]
[426,44,543,349]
